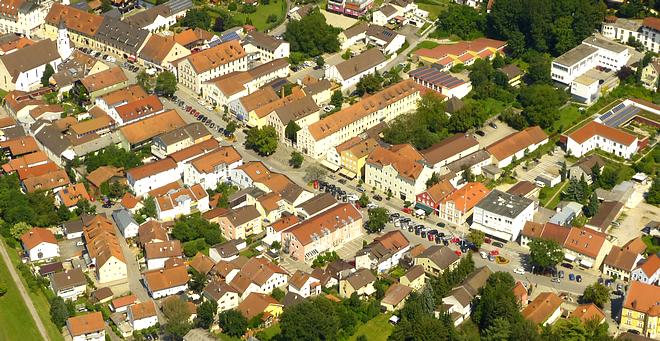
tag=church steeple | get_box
[57,20,73,60]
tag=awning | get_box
[414,203,433,215]
[338,168,357,179]
[580,259,594,268]
[470,223,513,241]
[564,253,577,261]
[320,160,340,172]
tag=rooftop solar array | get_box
[409,67,465,89]
[598,103,640,127]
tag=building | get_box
[381,284,412,312]
[209,205,262,240]
[243,31,290,62]
[422,134,480,172]
[339,268,377,298]
[151,123,212,159]
[565,121,639,159]
[338,22,368,50]
[568,154,605,185]
[641,60,659,91]
[521,292,563,326]
[83,215,128,283]
[603,240,645,282]
[365,24,406,55]
[50,268,87,300]
[601,16,660,54]
[237,292,283,326]
[437,182,490,225]
[208,239,245,263]
[288,270,321,298]
[441,266,492,326]
[229,161,313,207]
[414,245,460,276]
[120,110,187,150]
[21,227,59,262]
[175,40,248,94]
[499,64,523,87]
[487,126,548,168]
[0,0,53,37]
[126,158,179,197]
[21,168,71,193]
[145,240,183,270]
[297,80,421,159]
[138,34,191,70]
[203,279,240,313]
[111,209,139,239]
[471,190,536,241]
[109,95,164,126]
[266,96,320,142]
[0,39,62,91]
[365,144,433,202]
[110,295,137,313]
[67,312,105,341]
[143,263,189,299]
[338,138,380,179]
[409,66,472,99]
[551,36,630,85]
[123,0,192,32]
[621,281,660,338]
[324,48,387,90]
[155,184,210,221]
[282,203,362,262]
[570,303,606,324]
[413,38,507,69]
[327,0,374,17]
[227,257,288,299]
[400,265,425,291]
[79,67,130,101]
[631,254,660,285]
[128,301,159,331]
[356,230,410,273]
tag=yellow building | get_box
[414,245,461,277]
[340,138,380,180]
[399,265,426,291]
[621,281,660,338]
[238,293,283,327]
[641,60,659,91]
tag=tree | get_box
[285,121,301,142]
[100,0,112,12]
[561,161,567,181]
[284,9,340,57]
[10,222,32,240]
[542,317,613,340]
[215,182,238,208]
[598,166,619,190]
[426,172,440,188]
[468,230,486,249]
[584,192,599,218]
[0,282,6,297]
[49,296,71,328]
[289,151,304,168]
[315,56,325,67]
[648,177,660,205]
[225,121,237,134]
[163,297,192,340]
[138,196,157,219]
[137,71,155,92]
[267,14,278,23]
[280,298,341,340]
[73,199,96,216]
[196,300,217,329]
[218,310,248,337]
[182,8,211,30]
[436,4,485,40]
[528,238,564,270]
[330,90,343,108]
[462,165,475,182]
[491,54,505,69]
[358,193,369,207]
[41,64,54,87]
[271,287,285,301]
[518,84,568,128]
[366,207,388,233]
[155,71,177,97]
[355,72,384,96]
[582,283,610,308]
[189,268,207,293]
[303,164,327,183]
[526,53,552,84]
[245,126,278,156]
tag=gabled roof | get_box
[229,257,288,294]
[344,268,376,290]
[190,252,215,275]
[176,40,245,74]
[367,144,426,180]
[46,3,103,36]
[0,39,60,81]
[416,245,460,269]
[83,214,126,267]
[521,292,562,325]
[334,48,386,80]
[21,228,57,249]
[421,134,479,165]
[144,240,182,260]
[486,126,548,161]
[570,303,606,323]
[129,301,157,320]
[440,182,490,214]
[568,121,637,146]
[168,138,220,163]
[80,67,127,93]
[138,220,168,245]
[624,281,660,315]
[636,254,660,278]
[382,283,412,306]
[143,263,189,292]
[286,203,362,246]
[563,227,607,259]
[422,179,455,203]
[189,146,241,174]
[203,279,238,301]
[126,158,176,181]
[237,292,282,319]
[120,109,186,145]
[22,169,71,193]
[67,312,104,336]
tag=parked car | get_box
[514,268,525,275]
[373,195,383,201]
[436,222,445,228]
[492,241,504,248]
[475,130,486,136]
[551,277,561,283]
[569,273,576,281]
[576,275,582,282]
[561,262,574,269]
[480,251,488,259]
[558,270,565,278]
[489,122,498,129]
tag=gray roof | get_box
[379,4,398,17]
[50,268,86,292]
[553,44,599,67]
[123,0,192,27]
[154,122,211,146]
[366,24,398,43]
[33,122,72,156]
[245,31,285,51]
[335,48,386,80]
[417,245,460,269]
[297,193,338,216]
[606,18,642,32]
[0,39,60,81]
[95,17,150,56]
[111,208,138,232]
[475,190,534,219]
[583,36,628,54]
[343,22,368,39]
[63,219,84,235]
[571,154,605,174]
[211,241,240,259]
[345,268,376,290]
[274,96,319,125]
[282,291,305,307]
[303,79,332,96]
[444,96,464,114]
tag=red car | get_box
[454,250,462,256]
[484,237,492,244]
[186,106,192,112]
[489,250,499,256]
[451,237,460,243]
[427,233,435,242]
[402,207,413,214]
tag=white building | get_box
[602,17,660,54]
[175,40,248,94]
[355,230,410,273]
[155,184,210,221]
[111,209,139,239]
[0,0,53,37]
[631,254,660,285]
[143,265,189,299]
[182,146,243,190]
[0,38,63,91]
[288,271,321,298]
[486,126,549,169]
[565,121,639,159]
[551,36,630,85]
[471,190,536,241]
[324,48,388,90]
[67,312,105,341]
[123,0,192,32]
[366,25,407,56]
[50,268,87,300]
[570,74,601,105]
[126,158,180,197]
[128,301,159,331]
[145,240,183,270]
[243,31,290,62]
[203,280,241,313]
[21,228,59,262]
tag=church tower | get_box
[57,21,73,60]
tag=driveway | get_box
[514,147,565,184]
[474,121,516,148]
[609,201,660,246]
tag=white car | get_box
[367,203,378,209]
[480,251,488,259]
[513,268,525,275]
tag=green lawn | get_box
[416,0,450,19]
[349,313,395,341]
[411,40,439,52]
[256,324,281,340]
[553,105,584,133]
[539,181,567,209]
[0,246,44,341]
[207,0,287,32]
[5,242,64,341]
[642,235,660,255]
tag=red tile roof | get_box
[21,228,57,249]
[567,121,637,146]
[487,126,548,161]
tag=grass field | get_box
[539,181,567,209]
[411,40,439,52]
[5,243,64,341]
[553,105,584,133]
[0,244,44,341]
[256,324,281,340]
[416,0,449,19]
[349,313,394,341]
[207,0,286,32]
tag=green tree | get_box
[284,9,340,57]
[280,298,341,340]
[289,151,304,168]
[426,172,440,188]
[49,296,71,328]
[648,177,660,205]
[518,84,568,128]
[582,283,610,308]
[74,199,96,216]
[330,90,343,108]
[366,207,388,233]
[271,287,285,301]
[138,196,157,219]
[189,268,207,293]
[355,72,384,96]
[137,71,155,92]
[215,182,238,208]
[225,121,237,134]
[303,164,327,183]
[0,283,7,297]
[468,230,486,249]
[285,121,301,142]
[155,71,177,97]
[245,126,278,156]
[41,64,54,87]
[436,4,485,40]
[528,238,564,270]
[218,310,248,337]
[10,222,32,240]
[358,193,369,207]
[315,56,325,67]
[526,53,552,84]
[163,297,192,340]
[598,166,619,190]
[181,8,211,30]
[561,161,567,181]
[100,0,112,12]
[584,192,599,218]
[196,300,217,329]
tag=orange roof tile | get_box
[81,67,127,93]
[176,40,245,74]
[1,151,48,173]
[16,162,59,181]
[190,146,241,174]
[46,3,103,37]
[67,312,104,337]
[126,158,176,181]
[168,138,220,163]
[624,281,660,314]
[99,84,148,107]
[413,38,506,60]
[57,183,92,208]
[143,264,189,292]
[0,136,39,156]
[440,182,490,213]
[111,294,137,309]
[521,292,562,325]
[638,254,660,278]
[367,144,426,180]
[21,228,57,250]
[120,110,186,145]
[286,203,362,246]
[22,169,71,193]
[115,95,163,122]
[128,301,157,320]
[486,126,548,161]
[563,228,607,259]
[570,303,606,323]
[567,121,637,146]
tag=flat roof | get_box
[553,44,599,67]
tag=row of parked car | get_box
[77,47,116,63]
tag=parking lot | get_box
[513,147,566,184]
[58,238,84,260]
[474,120,517,148]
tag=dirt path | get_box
[0,240,50,340]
